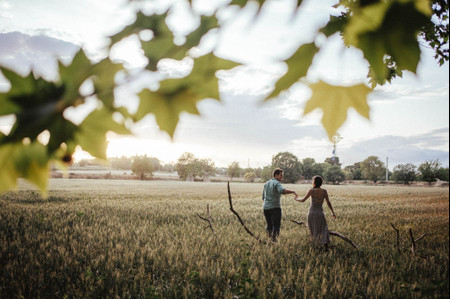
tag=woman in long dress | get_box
[295,175,336,250]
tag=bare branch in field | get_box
[415,233,426,243]
[409,229,426,255]
[227,182,264,244]
[329,231,359,249]
[290,219,307,227]
[391,223,401,254]
[409,228,416,255]
[167,232,182,245]
[291,218,358,249]
[196,204,217,239]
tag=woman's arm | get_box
[295,189,312,202]
[324,190,336,219]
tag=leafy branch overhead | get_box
[0,0,447,194]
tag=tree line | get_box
[84,152,449,185]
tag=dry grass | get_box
[0,179,448,298]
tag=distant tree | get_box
[344,162,363,180]
[324,165,346,184]
[313,163,330,178]
[361,156,386,183]
[392,163,417,185]
[161,163,175,172]
[324,156,342,167]
[131,155,154,180]
[227,161,241,181]
[244,172,257,183]
[176,152,200,181]
[302,158,316,180]
[148,157,160,172]
[437,167,449,182]
[418,159,442,184]
[110,156,132,170]
[198,158,215,182]
[261,165,274,182]
[272,152,302,183]
[253,167,263,178]
[78,159,89,167]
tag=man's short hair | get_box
[273,168,283,177]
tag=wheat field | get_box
[0,179,448,298]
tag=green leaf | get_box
[109,11,162,46]
[140,13,182,71]
[59,49,93,107]
[91,58,124,107]
[0,67,33,115]
[0,75,66,144]
[75,107,131,160]
[0,143,19,192]
[0,141,50,196]
[136,53,240,137]
[185,16,219,49]
[229,0,249,8]
[320,15,348,37]
[344,1,431,83]
[266,42,319,100]
[186,52,240,100]
[137,87,199,137]
[303,81,371,138]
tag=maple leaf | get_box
[344,0,431,83]
[266,42,319,100]
[136,52,239,137]
[75,107,131,160]
[303,81,372,138]
[0,141,50,196]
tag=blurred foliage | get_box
[0,0,447,194]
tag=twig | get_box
[409,229,426,255]
[391,223,401,254]
[227,182,264,244]
[291,218,358,249]
[409,228,416,255]
[415,233,426,243]
[196,204,217,238]
[167,232,182,245]
[290,219,307,227]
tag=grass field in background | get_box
[1,179,448,298]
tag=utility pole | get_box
[330,133,343,162]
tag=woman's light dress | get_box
[307,188,330,245]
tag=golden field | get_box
[0,179,448,298]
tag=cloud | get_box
[340,128,449,168]
[0,31,79,79]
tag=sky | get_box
[0,0,448,169]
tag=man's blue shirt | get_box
[262,178,285,210]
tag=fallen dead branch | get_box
[228,182,264,244]
[196,204,217,239]
[329,231,359,249]
[391,224,427,255]
[391,223,401,254]
[409,228,426,255]
[290,219,307,227]
[291,219,358,249]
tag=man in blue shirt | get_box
[262,168,298,242]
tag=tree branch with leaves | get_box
[0,0,447,195]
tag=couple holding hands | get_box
[262,168,336,249]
